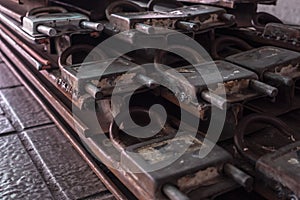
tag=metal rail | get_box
[0,37,128,200]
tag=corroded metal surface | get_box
[1,1,300,199]
[256,141,300,197]
[0,134,53,200]
[19,125,115,200]
[0,86,52,131]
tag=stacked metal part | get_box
[0,0,299,199]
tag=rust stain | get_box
[177,167,220,193]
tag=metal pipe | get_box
[249,80,278,98]
[85,83,103,99]
[0,3,22,22]
[176,21,200,32]
[201,90,227,110]
[0,29,43,70]
[135,23,155,34]
[37,25,57,37]
[224,163,253,192]
[0,12,45,42]
[163,184,190,200]
[0,24,51,68]
[219,13,236,23]
[81,21,104,31]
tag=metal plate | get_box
[22,12,89,36]
[110,5,227,31]
[256,141,300,197]
[178,0,277,8]
[121,134,232,199]
[162,60,258,103]
[61,58,138,96]
[263,23,300,41]
[226,46,300,77]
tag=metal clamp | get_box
[58,44,106,68]
[26,6,68,17]
[163,184,190,200]
[211,36,253,59]
[234,114,296,165]
[147,0,183,11]
[105,0,144,20]
[109,107,167,151]
[252,12,282,30]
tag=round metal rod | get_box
[163,184,190,200]
[249,79,278,98]
[201,90,227,110]
[37,25,57,37]
[224,163,253,192]
[81,21,104,31]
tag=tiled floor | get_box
[0,58,115,200]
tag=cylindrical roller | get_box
[163,184,190,200]
[264,71,294,87]
[85,83,103,99]
[249,79,278,98]
[135,23,155,34]
[176,21,200,32]
[219,13,236,22]
[201,90,227,110]
[134,74,156,88]
[37,25,57,36]
[81,21,104,31]
[224,163,253,192]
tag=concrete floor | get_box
[258,0,300,24]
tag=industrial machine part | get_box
[143,60,278,141]
[256,141,300,198]
[58,46,141,100]
[0,0,49,22]
[109,5,235,33]
[178,0,277,8]
[263,23,300,42]
[1,0,300,199]
[109,108,253,199]
[22,6,103,37]
[234,114,299,198]
[211,35,253,59]
[226,46,300,80]
[156,60,277,110]
[105,0,145,20]
[218,23,300,53]
[178,0,280,28]
[226,46,300,114]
